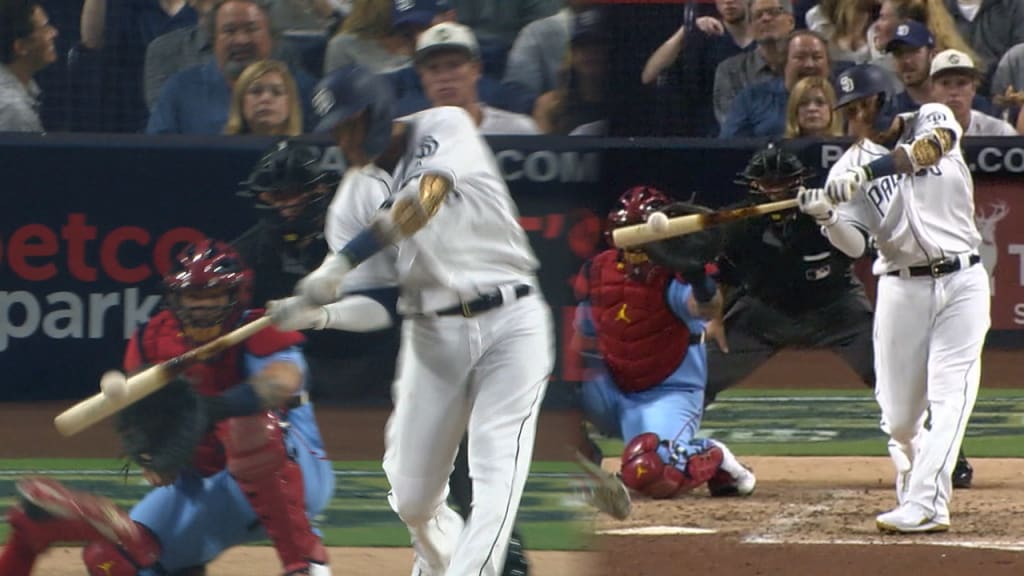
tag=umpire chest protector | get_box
[585,250,693,393]
[130,310,305,397]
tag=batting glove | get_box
[267,296,328,331]
[797,187,838,226]
[824,166,868,204]
[295,253,351,305]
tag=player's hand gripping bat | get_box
[611,198,798,249]
[53,316,273,437]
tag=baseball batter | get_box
[799,63,991,533]
[573,187,756,516]
[274,65,554,576]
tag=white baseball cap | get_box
[930,49,981,78]
[415,22,480,62]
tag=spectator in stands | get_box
[878,0,978,63]
[224,59,303,135]
[640,0,752,136]
[992,43,1024,101]
[533,7,606,135]
[804,0,880,64]
[720,29,830,138]
[447,0,561,78]
[144,0,307,110]
[266,0,346,33]
[784,75,841,136]
[80,0,199,132]
[324,0,446,75]
[147,0,317,134]
[944,0,1024,74]
[414,22,538,134]
[930,48,1017,135]
[713,0,795,127]
[0,0,57,132]
[887,20,934,111]
[503,0,592,111]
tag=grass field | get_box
[3,389,1021,548]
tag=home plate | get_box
[597,526,718,536]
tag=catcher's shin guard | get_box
[620,433,723,498]
[221,412,326,574]
[0,478,160,576]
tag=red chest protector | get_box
[123,309,305,475]
[582,250,692,393]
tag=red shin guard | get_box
[220,412,324,574]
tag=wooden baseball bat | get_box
[611,198,799,249]
[53,316,274,437]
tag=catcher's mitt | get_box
[643,201,723,278]
[115,375,208,478]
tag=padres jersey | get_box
[325,164,400,292]
[390,106,541,314]
[835,102,981,275]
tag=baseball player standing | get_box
[273,65,554,576]
[799,63,991,533]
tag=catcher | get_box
[0,239,334,576]
[572,186,756,519]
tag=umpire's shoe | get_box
[953,451,973,489]
[502,529,529,576]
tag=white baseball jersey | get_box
[324,163,399,292]
[478,105,540,135]
[390,106,541,314]
[965,110,1017,136]
[834,103,981,275]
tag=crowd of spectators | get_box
[0,0,607,136]
[2,0,1023,138]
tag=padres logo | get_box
[312,89,335,118]
[394,0,414,11]
[948,54,961,64]
[839,76,855,93]
[415,136,439,159]
[896,24,909,37]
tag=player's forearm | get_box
[321,295,393,331]
[822,219,867,259]
[641,27,686,85]
[206,362,302,420]
[865,128,955,179]
[80,0,107,50]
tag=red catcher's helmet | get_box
[606,186,671,279]
[163,239,253,344]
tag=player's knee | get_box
[82,531,160,576]
[620,433,683,499]
[388,486,440,526]
[222,411,288,480]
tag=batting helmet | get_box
[735,142,812,197]
[164,239,254,343]
[312,64,396,158]
[834,63,892,109]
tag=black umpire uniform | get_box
[232,141,532,574]
[705,143,973,489]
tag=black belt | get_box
[435,284,533,318]
[887,254,980,278]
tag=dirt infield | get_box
[597,456,1024,576]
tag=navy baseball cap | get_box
[571,8,605,44]
[885,20,935,52]
[392,0,447,29]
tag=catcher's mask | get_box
[735,142,813,202]
[164,239,253,344]
[606,186,670,279]
[239,141,341,245]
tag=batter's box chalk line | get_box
[742,535,1024,553]
[597,526,719,536]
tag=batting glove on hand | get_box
[797,187,838,226]
[824,166,868,203]
[267,296,328,331]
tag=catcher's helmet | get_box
[312,64,396,158]
[606,186,672,279]
[735,142,812,196]
[164,239,253,343]
[240,141,341,243]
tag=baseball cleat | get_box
[574,451,632,520]
[875,504,949,534]
[707,465,756,497]
[952,455,973,489]
[15,477,140,545]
